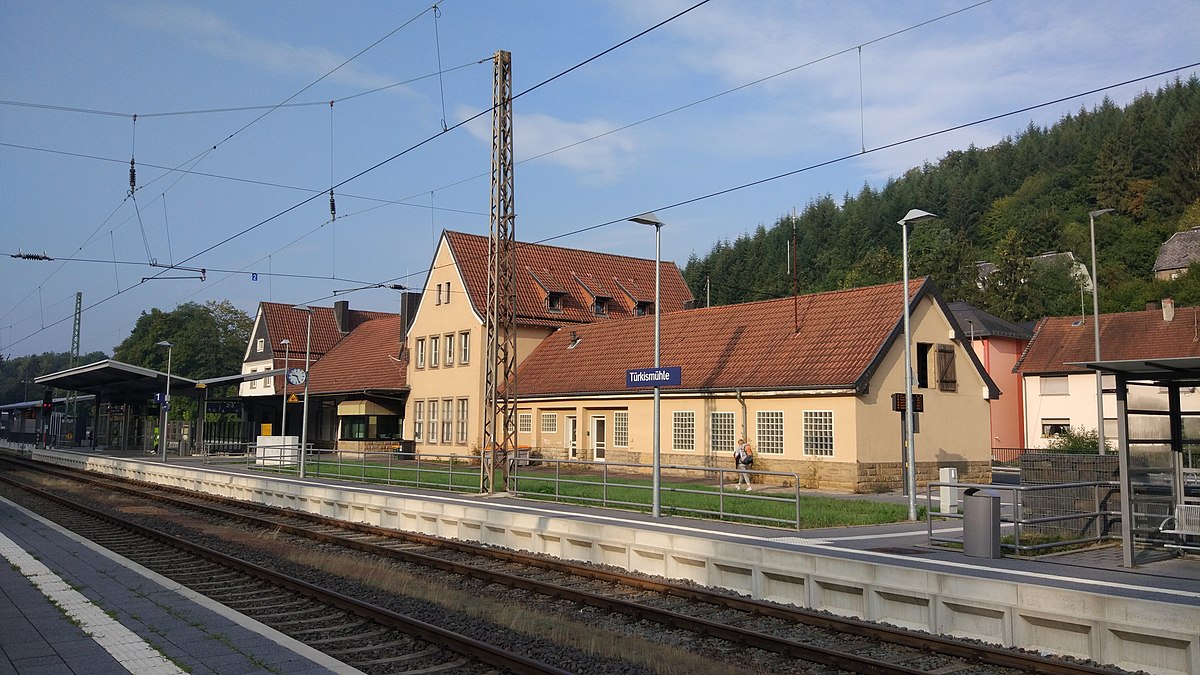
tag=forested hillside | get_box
[682,77,1200,323]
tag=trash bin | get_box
[962,487,1002,559]
[394,439,415,460]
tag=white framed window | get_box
[672,410,696,451]
[710,411,735,455]
[459,331,470,363]
[256,338,265,353]
[518,412,532,434]
[430,336,440,367]
[614,411,629,447]
[443,281,451,304]
[442,398,453,443]
[435,283,442,305]
[249,369,257,389]
[444,333,454,366]
[456,399,468,443]
[416,338,426,368]
[413,401,424,441]
[756,411,784,454]
[541,413,557,434]
[1040,375,1069,395]
[803,410,834,457]
[428,400,439,443]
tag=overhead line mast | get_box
[483,50,516,494]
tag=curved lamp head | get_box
[1089,208,1115,219]
[280,339,290,346]
[156,340,173,348]
[897,209,939,226]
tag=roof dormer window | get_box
[548,292,566,313]
[635,301,654,316]
[593,297,609,316]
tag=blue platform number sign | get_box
[626,366,682,388]
[251,272,258,282]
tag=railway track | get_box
[0,457,1133,674]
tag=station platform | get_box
[6,445,1200,674]
[0,494,355,674]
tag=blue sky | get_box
[2,0,1197,360]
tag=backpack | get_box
[742,444,754,466]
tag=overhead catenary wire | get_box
[5,63,1197,354]
[0,0,711,354]
[0,4,442,332]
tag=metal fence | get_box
[926,480,1121,556]
[202,445,806,528]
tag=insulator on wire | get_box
[329,189,336,220]
[129,158,136,194]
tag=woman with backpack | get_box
[734,438,754,490]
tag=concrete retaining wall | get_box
[30,448,1200,675]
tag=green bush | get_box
[1045,426,1111,453]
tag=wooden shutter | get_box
[937,344,957,392]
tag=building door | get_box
[591,415,607,462]
[566,416,578,459]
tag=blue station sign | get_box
[626,366,682,388]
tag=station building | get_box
[404,230,694,457]
[513,277,999,492]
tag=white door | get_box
[566,416,578,459]
[591,415,607,462]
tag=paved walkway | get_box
[0,496,356,675]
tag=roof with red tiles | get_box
[260,302,395,358]
[444,231,693,326]
[1014,302,1200,374]
[516,278,995,397]
[307,317,407,395]
[259,302,396,391]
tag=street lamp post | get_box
[156,340,174,462]
[280,338,290,440]
[898,209,938,521]
[1089,208,1114,455]
[292,306,313,478]
[629,212,664,518]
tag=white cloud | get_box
[114,2,399,92]
[457,105,638,185]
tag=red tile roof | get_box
[260,302,396,391]
[307,317,407,394]
[444,231,693,326]
[516,279,938,396]
[261,301,394,358]
[1014,303,1200,374]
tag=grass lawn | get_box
[271,459,922,529]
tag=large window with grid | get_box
[441,398,453,443]
[456,399,468,443]
[444,333,454,366]
[460,332,470,363]
[672,411,696,451]
[413,401,424,441]
[430,336,439,367]
[710,411,735,455]
[518,413,532,434]
[541,413,557,434]
[755,411,784,454]
[802,410,834,456]
[416,339,426,368]
[613,411,629,447]
[428,400,438,443]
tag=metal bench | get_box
[1159,504,1200,551]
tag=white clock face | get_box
[286,368,307,385]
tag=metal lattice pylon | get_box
[66,292,81,425]
[483,50,516,493]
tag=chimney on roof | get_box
[334,300,350,334]
[1163,297,1175,323]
